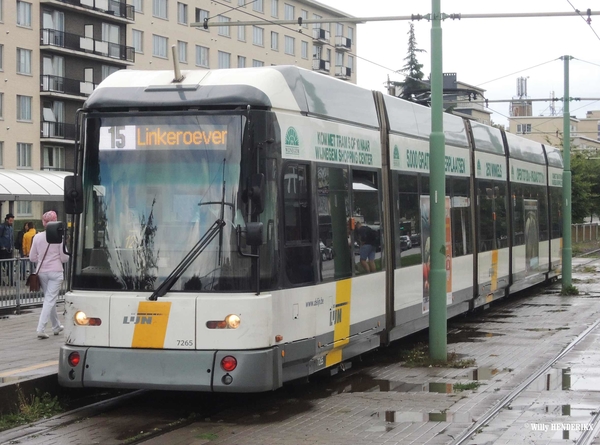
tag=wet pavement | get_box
[2,257,600,444]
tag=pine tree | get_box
[396,23,426,102]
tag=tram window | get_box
[538,190,549,242]
[283,163,314,284]
[317,165,352,282]
[352,169,383,274]
[477,181,507,252]
[449,177,472,257]
[550,188,562,239]
[396,173,420,267]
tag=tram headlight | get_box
[74,311,89,325]
[206,314,241,329]
[225,314,241,329]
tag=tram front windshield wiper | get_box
[148,218,225,301]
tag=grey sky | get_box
[318,0,600,128]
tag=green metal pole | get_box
[562,55,572,288]
[429,0,447,361]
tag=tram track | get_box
[451,304,600,445]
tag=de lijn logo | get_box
[392,145,400,168]
[284,127,300,157]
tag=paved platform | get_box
[1,256,600,444]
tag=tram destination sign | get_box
[99,125,228,151]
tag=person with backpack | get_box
[355,221,377,273]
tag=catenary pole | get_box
[562,55,572,289]
[429,0,447,361]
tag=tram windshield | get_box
[73,113,255,291]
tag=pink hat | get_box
[42,211,57,228]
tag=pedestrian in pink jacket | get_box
[29,211,69,339]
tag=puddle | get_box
[448,327,504,343]
[468,367,499,380]
[371,410,472,423]
[529,368,571,391]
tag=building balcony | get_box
[41,0,134,21]
[41,75,96,98]
[41,121,77,140]
[312,59,330,73]
[312,28,330,44]
[41,29,135,63]
[335,36,351,51]
[334,65,351,80]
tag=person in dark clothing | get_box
[15,223,27,257]
[355,221,376,273]
[0,213,15,285]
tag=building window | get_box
[313,13,321,30]
[284,3,294,20]
[218,16,231,37]
[301,9,308,28]
[271,0,278,17]
[517,123,532,134]
[348,27,354,43]
[0,0,3,22]
[0,44,3,71]
[16,1,31,27]
[0,92,3,118]
[101,65,119,81]
[153,0,167,19]
[18,48,34,75]
[17,142,32,167]
[178,40,187,63]
[238,0,244,5]
[336,23,343,37]
[301,41,308,59]
[132,30,143,53]
[17,201,32,216]
[152,35,168,58]
[253,26,264,46]
[252,59,264,67]
[16,95,31,121]
[43,146,65,170]
[284,36,294,55]
[177,2,187,24]
[196,45,209,67]
[348,55,354,70]
[218,51,230,69]
[196,8,209,30]
[237,23,245,41]
[132,0,143,12]
[0,141,3,167]
[271,31,278,51]
[335,51,343,66]
[252,0,263,13]
[238,55,246,68]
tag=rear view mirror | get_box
[64,176,83,214]
[245,222,263,247]
[247,174,265,215]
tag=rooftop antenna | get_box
[171,45,185,83]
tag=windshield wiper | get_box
[148,218,225,301]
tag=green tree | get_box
[396,23,426,101]
[570,151,595,223]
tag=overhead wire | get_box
[565,0,600,42]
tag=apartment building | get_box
[0,0,358,219]
[509,111,600,151]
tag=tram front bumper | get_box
[58,345,282,392]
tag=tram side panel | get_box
[548,166,563,278]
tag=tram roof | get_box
[0,170,69,201]
[382,95,470,148]
[84,66,380,128]
[470,122,505,155]
[544,145,564,168]
[504,132,546,164]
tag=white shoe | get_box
[53,325,64,335]
[37,331,49,339]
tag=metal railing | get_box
[41,120,77,139]
[0,258,67,312]
[40,74,96,97]
[40,29,135,63]
[49,0,135,21]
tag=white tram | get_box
[51,66,562,392]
